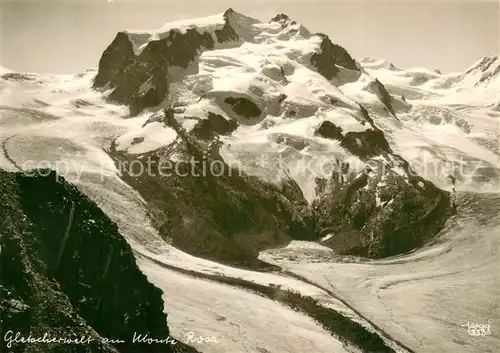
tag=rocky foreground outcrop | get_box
[93,9,359,115]
[0,169,199,353]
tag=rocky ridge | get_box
[0,169,199,353]
[313,119,453,257]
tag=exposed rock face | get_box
[270,13,290,23]
[190,112,238,140]
[94,30,214,115]
[465,55,499,75]
[0,170,199,353]
[314,163,451,257]
[315,120,343,141]
[313,121,454,257]
[368,79,396,116]
[310,33,358,80]
[342,129,391,158]
[215,9,240,43]
[110,109,314,269]
[93,32,135,89]
[315,120,391,158]
[224,97,262,118]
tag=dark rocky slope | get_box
[310,33,358,80]
[0,169,199,353]
[110,107,453,267]
[110,109,314,269]
[313,120,454,257]
[190,111,238,141]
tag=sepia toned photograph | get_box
[0,1,498,352]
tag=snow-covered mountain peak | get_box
[462,55,500,87]
[359,57,400,71]
[122,9,314,56]
[465,55,499,74]
[93,10,358,117]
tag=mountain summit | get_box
[93,9,358,115]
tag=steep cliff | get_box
[310,33,358,80]
[94,28,213,115]
[0,169,199,353]
[313,120,454,257]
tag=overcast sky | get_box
[1,0,498,74]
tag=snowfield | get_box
[260,193,500,353]
[138,257,355,353]
[1,11,499,353]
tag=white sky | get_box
[1,0,499,74]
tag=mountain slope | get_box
[0,169,199,353]
[0,9,498,353]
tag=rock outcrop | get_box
[315,120,391,158]
[367,79,396,116]
[313,120,454,257]
[214,9,240,43]
[190,112,238,141]
[94,28,214,115]
[0,169,199,353]
[270,13,290,24]
[223,97,262,118]
[310,33,358,80]
[110,109,314,269]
